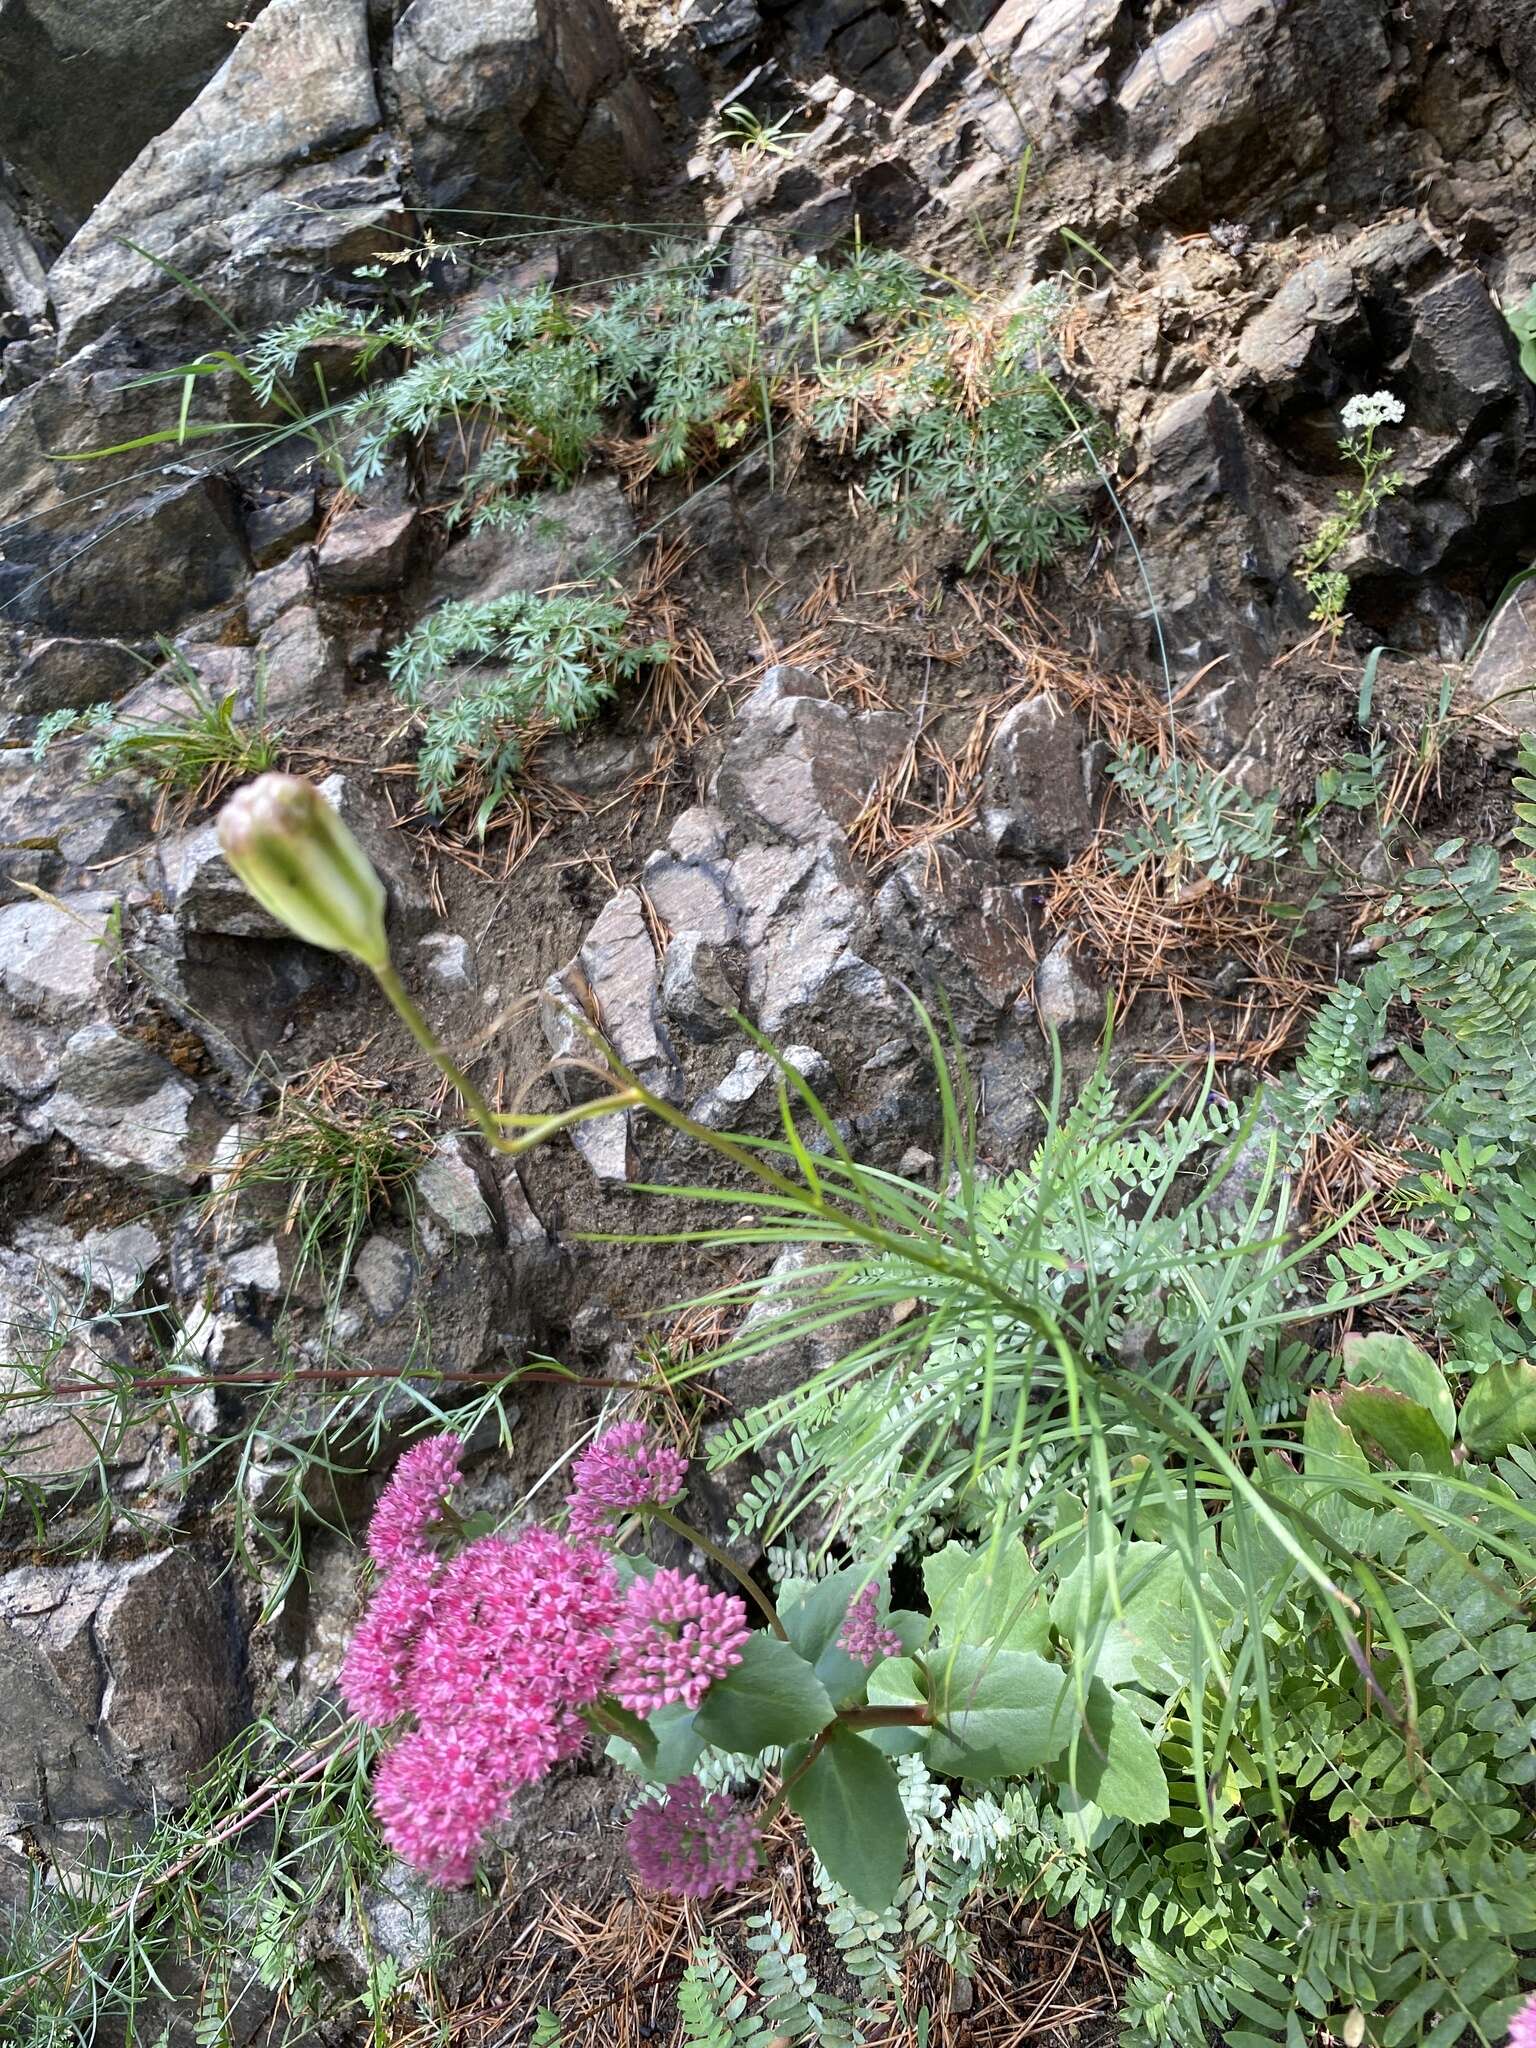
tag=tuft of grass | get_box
[206,1056,435,1293]
[33,638,282,822]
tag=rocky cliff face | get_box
[0,0,1532,2027]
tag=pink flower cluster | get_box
[566,1421,688,1542]
[611,1568,749,1715]
[627,1776,761,1897]
[839,1580,903,1665]
[340,1433,753,1887]
[1511,1993,1536,2048]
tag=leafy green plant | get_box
[804,275,1096,572]
[33,640,282,816]
[1507,283,1536,384]
[1297,391,1406,629]
[1106,742,1288,884]
[384,587,671,831]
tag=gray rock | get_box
[0,184,48,321]
[692,1044,829,1130]
[414,1133,500,1240]
[317,505,419,594]
[1118,0,1390,211]
[390,0,662,211]
[660,933,745,1044]
[712,690,908,849]
[417,932,477,990]
[4,636,143,715]
[1236,258,1357,396]
[1145,386,1255,524]
[977,1032,1050,1159]
[982,692,1094,865]
[0,745,140,905]
[246,548,317,636]
[570,1108,635,1187]
[0,894,109,1023]
[49,0,401,354]
[1029,938,1103,1043]
[352,1236,418,1321]
[245,491,318,569]
[427,477,634,605]
[0,1549,247,1819]
[47,1023,199,1191]
[255,605,346,717]
[875,847,1035,1025]
[1467,581,1536,727]
[547,886,679,1098]
[3,471,250,637]
[1409,268,1526,434]
[10,1221,162,1306]
[0,2,246,232]
[682,0,759,50]
[643,849,737,943]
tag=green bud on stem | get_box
[218,773,390,972]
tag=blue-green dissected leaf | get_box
[923,1538,1049,1653]
[923,1646,1066,1780]
[693,1631,834,1753]
[1342,1331,1455,1442]
[787,1726,908,1909]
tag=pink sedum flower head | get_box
[567,1421,689,1542]
[627,1776,760,1897]
[839,1579,902,1665]
[346,1519,623,1887]
[1510,1992,1536,2048]
[339,1555,441,1726]
[610,1569,749,1716]
[368,1434,464,1571]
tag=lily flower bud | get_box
[218,773,390,971]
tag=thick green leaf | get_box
[1335,1385,1455,1475]
[605,1700,702,1785]
[1049,1541,1193,1691]
[862,1653,928,1749]
[779,1568,874,1705]
[780,1567,860,1664]
[923,1646,1066,1781]
[1342,1332,1455,1442]
[693,1631,834,1753]
[787,1726,908,1909]
[923,1538,1049,1653]
[1460,1360,1536,1456]
[1303,1391,1378,1547]
[1048,1681,1170,1824]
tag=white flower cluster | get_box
[1340,390,1405,432]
